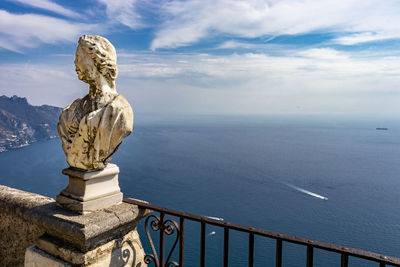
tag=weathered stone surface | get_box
[58,35,133,171]
[25,246,71,267]
[36,229,146,266]
[0,185,53,267]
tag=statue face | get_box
[75,45,96,84]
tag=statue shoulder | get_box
[110,94,132,112]
[108,94,133,131]
[61,95,88,114]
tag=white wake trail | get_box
[282,182,328,200]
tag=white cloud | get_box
[97,0,141,29]
[217,40,260,49]
[3,48,400,115]
[116,49,400,115]
[119,49,400,81]
[332,32,397,46]
[296,48,349,60]
[151,0,400,49]
[10,0,81,18]
[0,9,95,51]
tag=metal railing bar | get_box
[381,263,386,267]
[276,239,282,267]
[160,212,165,267]
[123,198,400,266]
[248,233,254,267]
[224,227,229,267]
[307,245,314,267]
[341,253,348,267]
[179,217,184,267]
[200,221,205,267]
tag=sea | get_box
[1,114,400,267]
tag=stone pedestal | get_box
[56,164,123,214]
[23,199,148,267]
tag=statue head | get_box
[75,35,118,89]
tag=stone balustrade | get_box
[0,185,148,267]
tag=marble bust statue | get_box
[58,35,133,171]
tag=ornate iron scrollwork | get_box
[144,214,181,267]
[109,239,142,267]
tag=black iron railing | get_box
[123,198,400,267]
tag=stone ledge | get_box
[0,185,54,266]
[0,185,53,213]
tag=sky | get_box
[1,0,400,117]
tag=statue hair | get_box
[78,35,118,87]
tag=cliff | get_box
[0,95,62,152]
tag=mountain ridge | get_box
[0,95,62,152]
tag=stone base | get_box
[27,230,146,267]
[56,192,123,214]
[56,164,123,213]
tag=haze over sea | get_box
[1,114,400,266]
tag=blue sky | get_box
[1,0,400,117]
